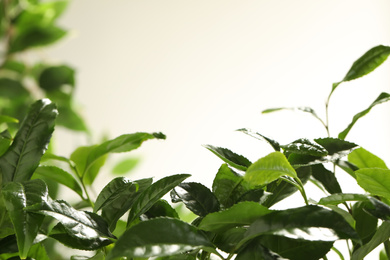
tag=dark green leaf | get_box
[282,138,328,157]
[314,138,358,155]
[198,201,271,233]
[33,165,83,197]
[0,78,29,98]
[204,145,251,171]
[238,205,360,250]
[348,147,388,169]
[127,174,190,226]
[171,182,220,217]
[212,164,248,208]
[356,168,390,200]
[112,157,140,175]
[214,227,246,253]
[107,218,215,259]
[318,193,369,206]
[0,99,57,183]
[339,92,390,140]
[244,152,297,187]
[351,221,390,260]
[237,128,280,151]
[0,235,18,254]
[363,197,390,220]
[156,254,197,260]
[56,105,88,132]
[101,178,152,231]
[2,179,48,258]
[38,65,75,92]
[311,164,341,194]
[236,238,287,260]
[258,235,333,260]
[142,199,179,220]
[352,201,378,245]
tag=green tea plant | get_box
[1,44,390,260]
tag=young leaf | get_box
[0,99,57,183]
[281,138,328,157]
[107,218,215,259]
[237,128,280,151]
[204,145,251,171]
[33,165,83,197]
[311,164,342,194]
[171,182,220,217]
[339,92,390,140]
[356,168,390,201]
[101,178,152,231]
[244,152,297,187]
[348,147,388,169]
[351,221,390,260]
[318,193,369,206]
[2,179,48,259]
[127,174,190,226]
[198,201,271,233]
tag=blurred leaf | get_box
[142,199,179,220]
[33,165,83,197]
[245,152,297,187]
[351,221,390,260]
[198,201,271,233]
[38,65,75,92]
[282,138,328,157]
[171,182,220,217]
[0,99,57,183]
[237,128,280,151]
[107,218,215,259]
[0,130,12,157]
[0,60,26,74]
[56,105,88,132]
[0,115,19,124]
[311,164,341,194]
[236,238,287,260]
[2,179,48,258]
[356,168,390,200]
[0,235,18,254]
[112,157,139,175]
[127,174,190,226]
[318,193,369,206]
[204,145,251,171]
[339,92,390,140]
[348,147,388,169]
[352,201,378,245]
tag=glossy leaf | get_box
[31,199,116,250]
[236,238,287,260]
[258,235,333,260]
[244,152,297,187]
[212,164,248,208]
[84,132,165,176]
[356,168,390,200]
[348,147,388,169]
[127,174,190,226]
[311,164,341,194]
[314,138,358,155]
[282,138,328,157]
[351,221,390,260]
[237,128,280,151]
[318,193,369,206]
[142,199,179,220]
[171,182,220,216]
[238,205,360,249]
[107,218,215,259]
[38,65,75,92]
[204,145,251,171]
[2,179,48,258]
[33,165,83,197]
[339,92,390,139]
[363,197,390,220]
[0,99,57,183]
[198,201,271,233]
[352,201,378,245]
[101,178,152,231]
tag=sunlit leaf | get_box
[356,168,390,200]
[348,147,388,169]
[204,145,251,171]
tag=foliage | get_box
[2,1,390,260]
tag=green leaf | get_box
[2,179,48,258]
[0,99,57,183]
[352,201,378,245]
[282,138,328,157]
[311,164,342,194]
[258,235,334,260]
[112,157,140,175]
[363,197,390,221]
[31,199,116,250]
[339,92,390,140]
[33,165,83,197]
[204,145,251,171]
[107,218,215,259]
[212,164,248,208]
[236,238,287,260]
[127,174,190,226]
[27,242,50,260]
[0,116,19,124]
[244,152,297,187]
[351,221,390,260]
[0,60,26,74]
[237,205,360,250]
[84,132,165,176]
[314,138,358,155]
[214,227,246,253]
[100,177,152,231]
[237,128,280,151]
[142,199,179,220]
[171,182,220,217]
[198,201,271,233]
[0,130,12,157]
[335,160,358,179]
[348,147,388,169]
[0,235,18,254]
[318,193,369,206]
[38,65,75,92]
[356,168,390,200]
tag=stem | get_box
[70,164,95,208]
[384,240,390,258]
[331,246,345,260]
[280,176,308,205]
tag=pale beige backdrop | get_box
[48,0,390,201]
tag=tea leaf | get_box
[348,147,388,169]
[237,128,280,151]
[311,164,341,194]
[318,193,369,205]
[282,138,328,157]
[204,145,251,171]
[236,238,287,260]
[352,201,378,244]
[356,168,390,200]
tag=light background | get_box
[45,0,390,258]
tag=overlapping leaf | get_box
[204,145,251,171]
[282,138,328,157]
[356,168,390,201]
[348,147,388,169]
[237,128,280,151]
